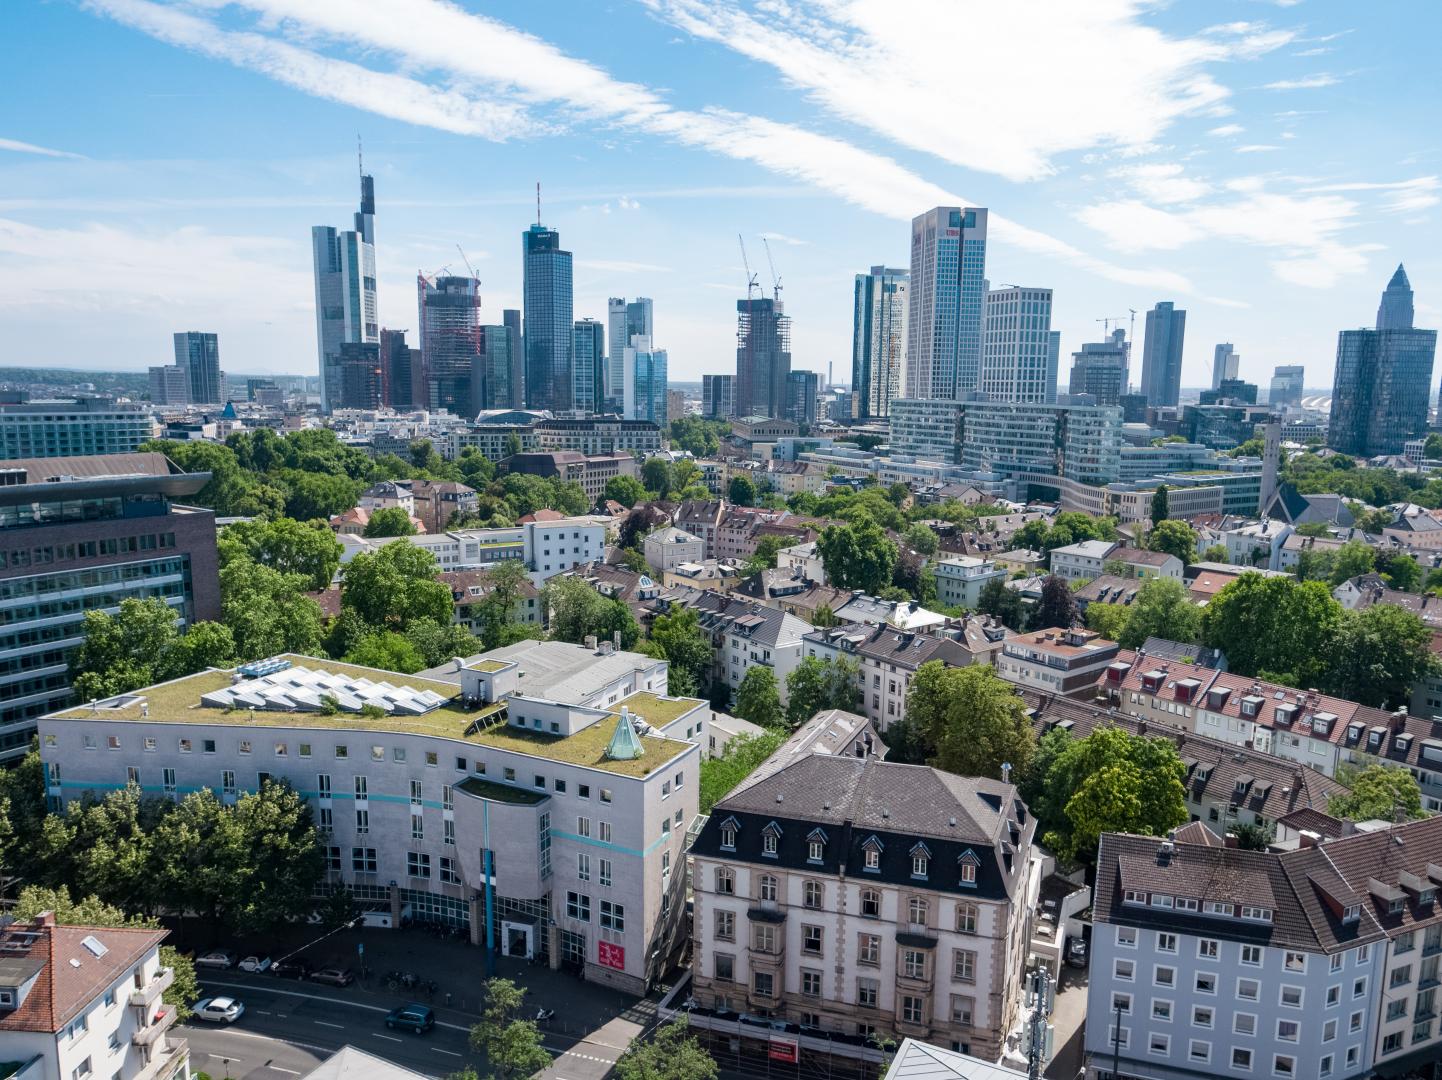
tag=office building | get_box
[246,379,283,407]
[690,740,1038,1061]
[607,298,653,410]
[889,398,966,464]
[523,223,574,412]
[0,452,220,759]
[502,452,638,506]
[735,297,791,419]
[336,341,383,410]
[0,395,155,459]
[502,308,525,409]
[786,370,820,427]
[573,319,606,416]
[961,400,1122,484]
[1140,302,1186,407]
[172,331,222,404]
[666,390,686,425]
[980,286,1055,403]
[623,336,668,425]
[0,914,187,1080]
[906,207,988,399]
[418,274,483,417]
[147,364,189,407]
[1269,365,1305,407]
[535,417,663,458]
[380,328,422,410]
[851,266,908,418]
[1068,330,1129,406]
[40,639,705,996]
[703,374,735,420]
[474,325,515,413]
[313,171,378,413]
[1198,378,1258,406]
[1328,265,1437,457]
[1211,343,1239,388]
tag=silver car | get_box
[193,950,236,970]
[194,997,245,1024]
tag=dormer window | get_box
[761,821,782,857]
[718,816,739,851]
[1422,890,1436,907]
[807,828,828,864]
[910,842,932,880]
[1343,904,1361,923]
[958,849,981,887]
[862,835,884,872]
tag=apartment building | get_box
[502,451,638,505]
[0,913,187,1080]
[690,593,810,704]
[0,395,157,459]
[39,641,704,995]
[690,753,1039,1062]
[996,628,1120,697]
[1048,540,1120,583]
[674,500,727,559]
[440,570,541,634]
[932,556,1006,610]
[643,527,705,574]
[335,516,607,585]
[0,453,221,759]
[533,416,662,458]
[1108,549,1183,581]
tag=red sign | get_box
[597,941,625,971]
[768,1038,798,1063]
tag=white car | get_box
[193,997,245,1024]
[237,955,272,973]
[193,950,236,970]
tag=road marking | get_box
[314,1020,345,1030]
[373,1033,403,1043]
[207,1053,244,1063]
[267,1068,302,1076]
[201,979,472,1033]
[253,1009,272,1015]
[200,1028,337,1055]
[430,1047,462,1057]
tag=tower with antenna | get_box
[312,141,379,412]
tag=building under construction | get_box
[734,296,791,420]
[418,273,483,417]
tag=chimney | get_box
[613,630,622,650]
[1298,830,1321,849]
[1393,707,1408,733]
[584,635,598,651]
[35,911,55,928]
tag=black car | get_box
[270,957,314,979]
[386,1003,436,1034]
[310,967,356,987]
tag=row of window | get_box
[1113,958,1369,1008]
[715,869,980,931]
[717,823,979,885]
[723,960,974,1027]
[1114,927,1358,973]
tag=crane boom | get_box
[762,236,782,302]
[455,244,479,282]
[737,234,759,299]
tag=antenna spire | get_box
[536,182,542,226]
[357,134,363,180]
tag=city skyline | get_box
[1,2,1439,393]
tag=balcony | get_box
[132,1004,178,1048]
[129,966,174,1007]
[134,1037,188,1080]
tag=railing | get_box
[131,1005,177,1047]
[129,966,174,1007]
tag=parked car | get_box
[270,957,313,979]
[385,1003,436,1034]
[1066,936,1088,969]
[193,950,236,970]
[237,955,273,973]
[194,997,245,1024]
[310,967,356,987]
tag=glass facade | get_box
[907,207,987,399]
[172,332,222,404]
[572,319,606,415]
[523,224,574,412]
[1329,329,1437,457]
[851,266,908,418]
[734,297,791,419]
[980,286,1055,403]
[0,402,153,459]
[626,341,669,425]
[1068,330,1129,406]
[419,274,483,416]
[312,173,378,413]
[1140,302,1186,407]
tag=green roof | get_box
[612,691,701,728]
[456,776,550,805]
[473,659,510,673]
[48,655,693,777]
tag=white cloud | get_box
[576,259,671,273]
[0,137,86,159]
[641,0,1293,182]
[760,232,809,247]
[1236,144,1282,153]
[1111,163,1211,204]
[1263,73,1340,90]
[1208,124,1245,137]
[1303,176,1440,214]
[1075,200,1201,252]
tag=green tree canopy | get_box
[1115,577,1202,649]
[340,541,452,631]
[1084,602,1132,643]
[648,607,713,697]
[744,534,790,577]
[218,517,342,591]
[728,474,758,507]
[784,655,861,728]
[472,560,538,650]
[977,577,1026,629]
[735,665,784,729]
[604,474,648,507]
[344,630,427,673]
[219,557,325,661]
[1330,765,1424,823]
[902,522,940,556]
[1031,575,1079,630]
[1150,484,1169,525]
[469,978,551,1080]
[1201,573,1343,687]
[699,730,786,813]
[817,517,899,594]
[363,506,417,538]
[1324,604,1437,708]
[542,575,640,650]
[642,457,675,495]
[70,597,237,702]
[615,1018,719,1080]
[904,663,1035,780]
[1146,520,1197,565]
[1377,551,1422,593]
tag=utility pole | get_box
[1026,965,1054,1080]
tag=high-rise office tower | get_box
[502,309,524,409]
[979,286,1055,403]
[1140,301,1186,407]
[418,274,482,417]
[606,297,653,410]
[1269,364,1305,407]
[851,266,908,418]
[703,374,735,420]
[734,297,791,418]
[623,336,668,424]
[523,223,574,412]
[905,206,988,399]
[1067,330,1130,406]
[572,319,606,415]
[172,332,222,404]
[1328,265,1437,457]
[336,342,382,409]
[786,370,820,427]
[1212,343,1239,388]
[312,171,378,414]
[380,328,420,410]
[476,325,514,412]
[148,365,190,407]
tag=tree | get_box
[1329,765,1425,823]
[10,886,199,1020]
[281,470,361,522]
[615,1018,718,1080]
[811,604,839,628]
[642,457,675,496]
[363,506,417,538]
[977,577,1026,629]
[1031,575,1079,630]
[1324,605,1437,708]
[542,576,638,650]
[817,518,899,594]
[1328,539,1376,585]
[70,597,180,701]
[1201,573,1343,687]
[904,663,1035,781]
[1377,551,1422,593]
[735,666,783,729]
[345,631,427,673]
[728,474,757,507]
[784,656,862,728]
[902,522,940,556]
[1084,602,1131,643]
[218,517,342,591]
[468,978,551,1080]
[604,474,648,507]
[1115,578,1201,650]
[1147,520,1198,565]
[164,621,237,678]
[699,730,786,813]
[473,560,535,650]
[1039,727,1189,862]
[219,558,324,661]
[1202,544,1229,563]
[340,541,452,631]
[649,607,713,697]
[1150,484,1169,525]
[1425,433,1442,460]
[744,534,790,577]
[1231,822,1274,851]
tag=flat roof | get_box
[47,656,692,778]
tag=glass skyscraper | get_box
[172,331,222,404]
[418,274,482,417]
[905,206,987,399]
[1067,330,1130,406]
[1140,301,1186,407]
[734,297,791,418]
[1269,364,1305,407]
[623,336,668,425]
[523,223,574,412]
[851,266,908,418]
[1328,265,1437,457]
[979,286,1055,403]
[312,172,378,414]
[477,325,514,413]
[606,297,653,410]
[572,318,606,415]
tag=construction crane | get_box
[737,234,759,300]
[761,236,783,303]
[455,244,479,283]
[1096,315,1127,334]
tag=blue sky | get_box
[2,0,1439,391]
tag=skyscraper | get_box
[477,325,514,412]
[1067,330,1129,406]
[312,171,378,414]
[734,296,791,418]
[703,374,735,420]
[418,274,482,417]
[380,328,420,410]
[336,342,382,409]
[1212,343,1239,388]
[606,297,653,410]
[523,223,573,412]
[1328,265,1437,457]
[905,206,988,399]
[172,332,222,404]
[851,266,908,419]
[1140,301,1186,407]
[623,336,668,424]
[979,286,1055,403]
[502,309,524,409]
[1269,364,1305,407]
[572,318,606,415]
[786,370,820,427]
